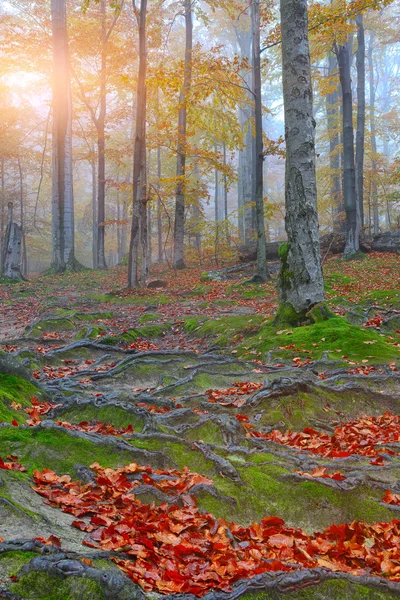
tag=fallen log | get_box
[238,230,400,262]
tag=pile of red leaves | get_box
[0,455,26,472]
[206,381,263,407]
[32,462,400,594]
[245,412,400,459]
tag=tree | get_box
[128,0,147,287]
[355,13,365,227]
[51,0,77,272]
[368,29,379,234]
[251,0,269,282]
[335,38,360,258]
[173,0,193,270]
[278,0,325,321]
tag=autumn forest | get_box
[0,0,400,597]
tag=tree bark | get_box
[251,0,269,281]
[279,0,325,316]
[128,0,147,287]
[235,26,254,243]
[51,0,76,272]
[173,0,193,270]
[368,30,379,235]
[157,145,163,262]
[336,40,360,257]
[326,53,343,232]
[17,157,27,276]
[355,13,365,227]
[1,202,23,280]
[96,0,108,269]
[91,150,98,269]
[0,159,4,274]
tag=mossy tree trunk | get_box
[278,0,325,320]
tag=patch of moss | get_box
[58,404,144,432]
[184,315,264,346]
[138,312,163,324]
[0,374,41,425]
[241,578,400,599]
[240,317,400,363]
[0,427,139,477]
[0,550,38,578]
[12,571,104,599]
[184,422,224,445]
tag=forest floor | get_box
[0,252,399,600]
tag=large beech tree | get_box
[278,0,325,319]
[51,0,76,272]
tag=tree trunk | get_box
[326,53,343,232]
[336,40,360,257]
[128,0,147,287]
[91,151,98,269]
[173,0,193,269]
[17,157,27,276]
[157,145,163,262]
[51,0,76,272]
[279,0,325,318]
[235,26,254,243]
[251,0,269,281]
[1,202,23,281]
[0,159,4,274]
[96,0,108,269]
[214,143,219,222]
[368,30,379,235]
[355,13,365,227]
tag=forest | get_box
[0,0,400,597]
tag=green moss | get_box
[0,550,37,578]
[184,422,224,445]
[0,427,139,477]
[240,316,400,363]
[184,315,264,346]
[58,404,144,432]
[241,578,400,599]
[138,312,163,324]
[30,318,75,337]
[12,572,104,599]
[0,374,41,425]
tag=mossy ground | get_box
[0,255,400,598]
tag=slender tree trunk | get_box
[51,0,75,271]
[128,0,147,287]
[326,54,343,232]
[17,158,27,276]
[368,30,379,235]
[91,150,98,269]
[279,0,325,317]
[140,121,148,283]
[0,159,5,273]
[173,0,192,269]
[251,0,269,281]
[235,26,253,243]
[336,40,360,257]
[355,13,365,227]
[157,145,163,262]
[223,141,228,221]
[96,0,107,269]
[214,144,219,222]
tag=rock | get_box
[147,280,168,289]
